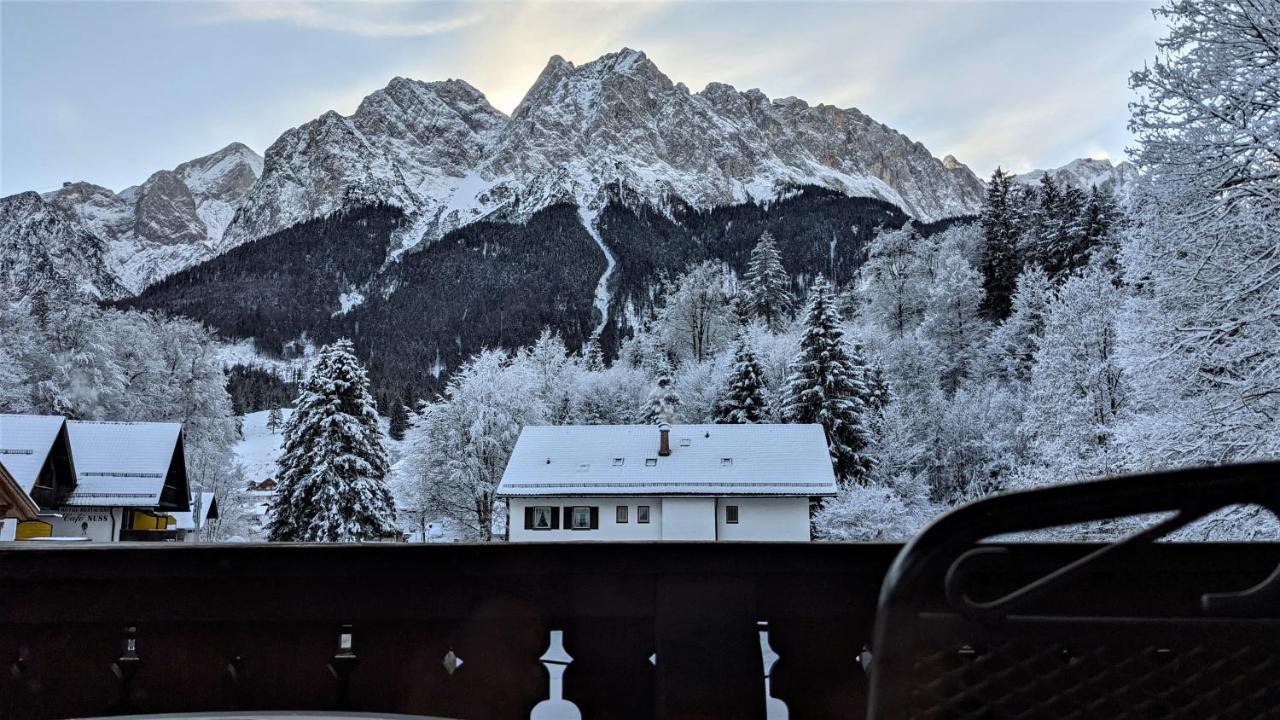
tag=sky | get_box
[0,0,1165,196]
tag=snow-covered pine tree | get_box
[848,339,891,413]
[918,242,988,396]
[1080,186,1121,272]
[782,276,876,484]
[715,334,769,423]
[267,339,397,542]
[266,405,283,434]
[639,361,682,424]
[743,231,792,331]
[980,167,1021,320]
[984,265,1053,385]
[583,341,605,372]
[388,398,410,441]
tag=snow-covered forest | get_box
[1,0,1276,542]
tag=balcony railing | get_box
[1,463,1277,719]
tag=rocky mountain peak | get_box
[1014,157,1139,197]
[13,47,989,299]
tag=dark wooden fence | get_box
[1,540,1277,720]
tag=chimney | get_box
[658,422,672,456]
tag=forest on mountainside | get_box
[124,187,964,406]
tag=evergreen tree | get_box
[848,340,891,413]
[743,231,792,331]
[583,341,605,371]
[919,243,988,396]
[639,361,682,424]
[782,277,876,483]
[267,339,397,542]
[985,265,1054,385]
[266,405,283,434]
[980,167,1022,320]
[714,334,769,423]
[388,397,410,441]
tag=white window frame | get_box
[571,506,592,530]
[616,505,628,523]
[637,505,651,524]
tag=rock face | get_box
[1014,157,1139,198]
[28,143,264,295]
[222,79,507,247]
[0,191,126,302]
[8,48,985,300]
[224,49,985,249]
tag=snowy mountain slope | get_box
[24,143,264,294]
[223,49,985,252]
[0,191,127,302]
[222,79,507,246]
[1014,157,1138,197]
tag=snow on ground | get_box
[216,338,312,375]
[578,205,616,338]
[234,409,292,485]
[333,289,366,317]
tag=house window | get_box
[612,457,625,466]
[645,458,657,467]
[616,505,628,523]
[638,505,651,524]
[529,506,555,530]
[721,457,733,467]
[726,505,739,524]
[569,506,598,530]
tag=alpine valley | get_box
[1,48,1128,401]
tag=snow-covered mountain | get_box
[38,143,263,293]
[1014,157,1138,197]
[224,49,985,248]
[0,191,128,302]
[5,48,983,303]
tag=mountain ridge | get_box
[223,47,987,254]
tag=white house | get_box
[497,423,837,542]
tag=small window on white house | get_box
[572,507,593,529]
[531,506,555,530]
[638,506,651,523]
[577,463,590,472]
[726,505,739,524]
[645,458,658,467]
[720,457,733,467]
[616,505,628,523]
[612,457,625,466]
[679,437,691,447]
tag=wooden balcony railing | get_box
[1,464,1277,719]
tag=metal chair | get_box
[868,462,1280,719]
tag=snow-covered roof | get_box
[63,421,182,507]
[0,414,67,493]
[173,492,217,531]
[497,424,838,498]
[0,459,40,520]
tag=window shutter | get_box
[551,508,560,530]
[590,507,599,529]
[563,507,572,529]
[524,507,534,530]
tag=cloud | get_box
[204,1,483,38]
